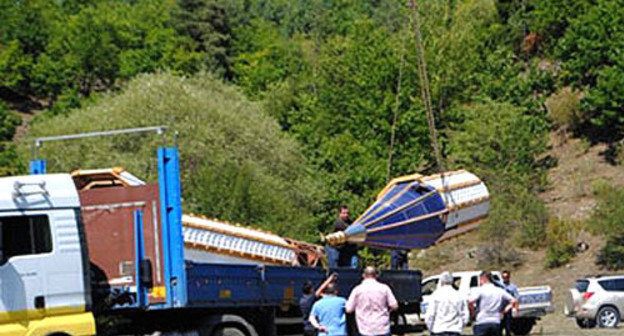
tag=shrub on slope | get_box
[23,72,323,240]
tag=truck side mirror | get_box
[139,259,153,289]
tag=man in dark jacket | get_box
[334,205,358,268]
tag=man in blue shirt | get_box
[300,274,338,336]
[501,270,519,336]
[309,284,348,336]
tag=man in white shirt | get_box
[468,271,518,336]
[425,272,469,336]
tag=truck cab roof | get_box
[0,174,80,211]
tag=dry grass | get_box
[540,134,624,219]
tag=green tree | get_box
[172,0,232,78]
[22,72,323,240]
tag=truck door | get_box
[0,213,52,336]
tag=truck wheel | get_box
[211,327,246,336]
[576,318,596,328]
[199,315,258,336]
[597,306,620,328]
[510,318,535,335]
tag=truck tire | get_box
[510,317,535,335]
[199,314,258,336]
[597,306,620,328]
[211,327,246,336]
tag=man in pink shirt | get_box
[346,266,399,336]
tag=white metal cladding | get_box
[46,209,87,311]
[439,183,489,208]
[422,170,490,232]
[183,227,296,264]
[182,215,290,247]
[423,171,481,190]
[445,201,490,229]
[0,174,80,210]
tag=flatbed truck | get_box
[0,133,422,336]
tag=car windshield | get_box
[575,280,590,293]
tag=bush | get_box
[478,180,549,250]
[21,72,324,241]
[412,246,454,272]
[476,245,523,270]
[546,87,584,130]
[545,244,576,269]
[596,233,624,270]
[587,181,624,236]
[0,102,21,141]
[0,143,25,176]
[544,217,581,268]
[447,100,548,180]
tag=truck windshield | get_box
[575,280,590,293]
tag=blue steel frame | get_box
[29,159,46,175]
[134,209,148,308]
[157,147,188,308]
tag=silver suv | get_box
[565,275,624,328]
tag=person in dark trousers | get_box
[326,205,358,268]
[300,274,338,336]
[390,249,409,270]
[501,270,519,336]
[468,271,518,336]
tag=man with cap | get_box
[346,266,398,336]
[425,271,469,336]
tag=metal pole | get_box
[33,126,168,158]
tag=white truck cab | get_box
[0,174,95,336]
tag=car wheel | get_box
[576,318,596,328]
[597,306,620,328]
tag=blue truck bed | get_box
[186,262,421,311]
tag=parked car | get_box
[418,271,554,335]
[565,275,624,328]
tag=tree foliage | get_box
[5,0,624,251]
[22,73,323,240]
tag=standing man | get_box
[425,272,469,336]
[301,274,338,336]
[346,266,398,336]
[327,205,358,268]
[390,249,409,270]
[309,284,348,336]
[501,270,519,336]
[468,271,518,336]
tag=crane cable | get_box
[386,23,408,182]
[408,0,446,172]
